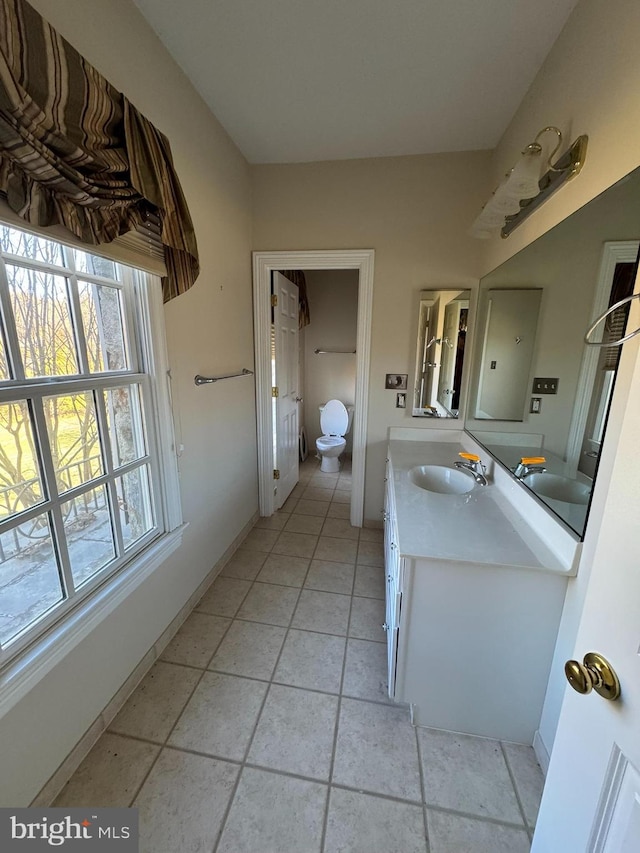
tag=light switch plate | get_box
[532,377,559,394]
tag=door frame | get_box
[252,249,374,526]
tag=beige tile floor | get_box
[53,455,544,852]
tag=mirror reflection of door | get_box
[437,300,468,415]
[412,289,471,417]
[414,294,436,409]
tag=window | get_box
[0,223,179,668]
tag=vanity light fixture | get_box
[470,126,588,239]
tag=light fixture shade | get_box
[490,183,522,215]
[470,127,588,240]
[503,152,542,200]
[468,222,494,239]
[476,204,506,228]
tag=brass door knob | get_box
[564,652,621,701]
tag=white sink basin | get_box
[409,464,475,495]
[524,473,591,505]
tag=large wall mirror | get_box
[466,167,640,539]
[412,289,470,418]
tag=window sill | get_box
[0,524,187,718]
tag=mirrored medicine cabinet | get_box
[412,289,470,418]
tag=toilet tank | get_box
[345,404,354,434]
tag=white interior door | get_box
[532,292,640,852]
[273,272,299,509]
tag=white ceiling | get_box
[132,0,578,164]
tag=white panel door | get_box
[532,288,640,852]
[273,272,299,509]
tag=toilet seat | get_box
[316,400,349,472]
[320,400,348,436]
[316,436,345,449]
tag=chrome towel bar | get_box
[314,348,356,355]
[194,368,254,386]
[584,292,640,347]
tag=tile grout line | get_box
[121,602,237,811]
[420,801,536,831]
[70,579,242,808]
[111,665,409,737]
[211,541,315,853]
[112,725,535,835]
[319,574,355,853]
[96,720,538,833]
[280,462,346,853]
[500,740,534,841]
[415,727,432,853]
[192,572,255,623]
[127,551,262,845]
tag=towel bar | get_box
[194,368,253,386]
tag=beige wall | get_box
[252,152,491,519]
[0,0,255,806]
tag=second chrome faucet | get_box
[454,452,488,486]
[513,456,547,479]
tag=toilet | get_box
[316,400,354,472]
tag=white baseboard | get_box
[533,729,550,776]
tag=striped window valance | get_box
[0,0,199,301]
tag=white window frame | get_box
[0,222,184,712]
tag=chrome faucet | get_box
[513,457,547,479]
[454,452,488,486]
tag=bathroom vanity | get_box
[384,430,576,743]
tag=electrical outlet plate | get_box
[530,397,542,413]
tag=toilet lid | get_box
[320,399,349,435]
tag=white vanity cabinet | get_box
[384,438,571,744]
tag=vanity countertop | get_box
[388,438,569,573]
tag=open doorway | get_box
[253,250,374,526]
